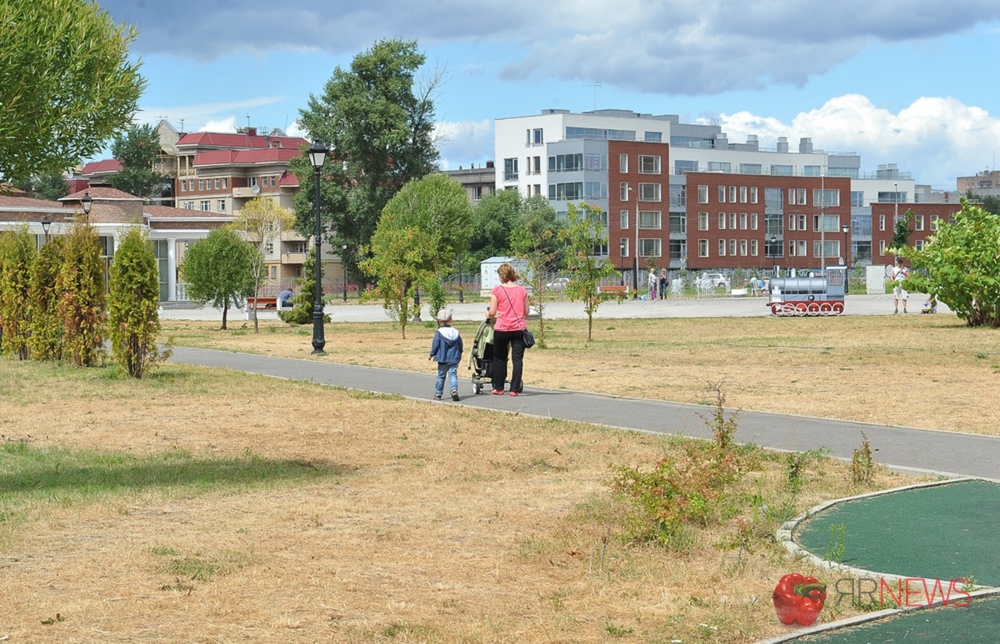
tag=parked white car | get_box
[700,272,730,289]
[545,277,570,291]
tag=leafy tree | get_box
[892,208,914,250]
[0,226,37,360]
[560,203,625,341]
[16,171,70,201]
[900,199,1000,327]
[108,123,168,201]
[510,196,565,346]
[56,219,106,367]
[108,227,170,378]
[180,227,256,330]
[0,0,143,184]
[470,189,523,263]
[233,197,295,333]
[29,236,66,361]
[295,38,440,283]
[360,174,471,338]
[279,246,330,325]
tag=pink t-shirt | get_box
[492,284,528,332]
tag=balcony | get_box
[281,252,306,265]
[232,187,258,198]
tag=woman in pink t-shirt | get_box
[486,262,530,396]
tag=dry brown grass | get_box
[163,313,1000,436]
[0,313,986,642]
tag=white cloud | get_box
[711,94,1000,188]
[434,119,494,171]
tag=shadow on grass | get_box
[0,442,346,499]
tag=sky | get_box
[95,0,1000,191]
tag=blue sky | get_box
[97,0,1000,190]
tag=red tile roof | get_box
[193,147,303,167]
[144,205,231,219]
[79,159,123,175]
[64,187,141,201]
[0,195,66,210]
[176,132,308,150]
[279,171,299,188]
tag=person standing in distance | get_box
[428,308,463,401]
[891,257,910,314]
[487,262,529,396]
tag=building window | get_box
[639,238,661,257]
[813,214,841,232]
[214,178,220,190]
[473,186,483,201]
[198,179,205,191]
[751,213,758,230]
[180,181,186,193]
[638,211,661,229]
[879,214,886,231]
[750,239,759,256]
[264,242,274,254]
[503,158,518,181]
[676,160,698,174]
[200,201,210,211]
[620,210,629,230]
[248,177,258,187]
[740,213,748,229]
[533,128,543,145]
[729,239,737,256]
[729,213,737,229]
[789,188,807,205]
[915,215,924,231]
[697,185,709,204]
[638,155,660,174]
[698,239,709,257]
[930,215,940,231]
[638,183,660,201]
[718,239,727,256]
[915,239,925,250]
[620,154,628,173]
[532,156,541,174]
[670,213,687,234]
[218,200,226,212]
[772,165,793,176]
[222,178,228,189]
[184,201,194,210]
[879,239,887,255]
[750,186,758,204]
[270,175,276,187]
[729,186,737,203]
[718,213,726,230]
[620,182,629,201]
[740,186,748,203]
[740,239,748,256]
[548,182,583,200]
[697,212,709,231]
[813,240,839,259]
[851,191,865,207]
[814,189,839,207]
[740,163,762,175]
[718,186,726,203]
[707,161,731,172]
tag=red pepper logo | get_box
[773,573,827,626]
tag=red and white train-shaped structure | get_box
[767,266,848,317]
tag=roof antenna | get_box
[585,81,601,111]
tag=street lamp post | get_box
[619,238,627,286]
[81,191,92,218]
[308,142,328,355]
[41,216,51,243]
[342,243,348,302]
[458,254,464,303]
[770,235,777,276]
[842,223,850,293]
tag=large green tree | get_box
[108,123,168,201]
[295,38,440,285]
[56,219,107,367]
[900,199,1000,327]
[470,189,524,264]
[180,227,256,330]
[510,196,565,345]
[0,0,144,184]
[108,227,169,378]
[16,171,70,201]
[29,236,66,361]
[233,197,295,334]
[0,226,37,360]
[360,174,472,338]
[560,203,625,342]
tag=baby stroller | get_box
[468,316,495,394]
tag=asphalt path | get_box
[164,293,995,480]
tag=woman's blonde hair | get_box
[497,262,519,283]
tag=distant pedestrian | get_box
[278,287,294,308]
[487,262,529,396]
[429,308,463,401]
[659,268,668,299]
[891,257,909,314]
[648,269,657,300]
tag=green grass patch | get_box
[0,441,343,536]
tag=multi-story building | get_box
[444,162,496,204]
[495,108,922,275]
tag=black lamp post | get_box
[342,243,348,302]
[619,238,627,286]
[81,191,93,218]
[41,216,51,242]
[458,255,464,303]
[770,235,777,277]
[842,223,851,293]
[308,142,327,355]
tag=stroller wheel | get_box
[472,382,481,395]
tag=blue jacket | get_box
[430,325,463,365]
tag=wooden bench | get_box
[598,285,628,294]
[246,296,278,310]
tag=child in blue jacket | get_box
[429,308,463,401]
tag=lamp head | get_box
[81,191,93,215]
[308,142,328,170]
[41,216,51,234]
